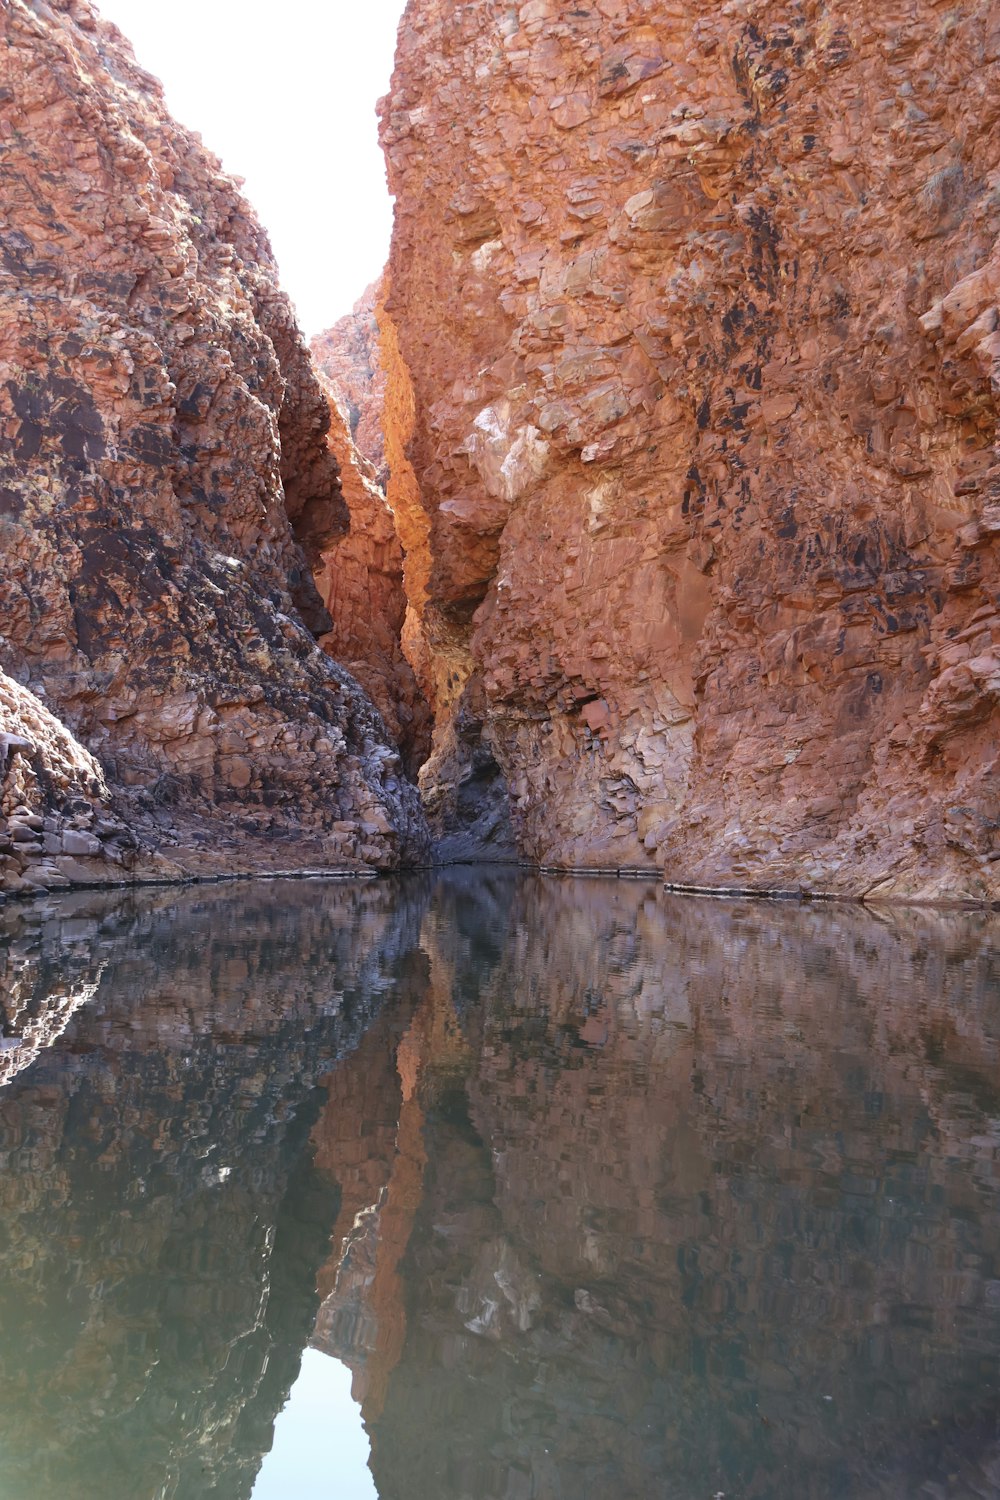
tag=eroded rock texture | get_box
[0,671,135,897]
[312,283,389,483]
[0,0,427,890]
[381,0,1000,897]
[313,390,432,778]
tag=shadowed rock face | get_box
[380,0,1000,896]
[0,671,135,896]
[0,0,428,887]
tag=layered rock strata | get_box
[381,0,1000,898]
[0,0,427,893]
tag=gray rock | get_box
[61,829,103,857]
[9,824,41,845]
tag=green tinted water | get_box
[0,872,998,1499]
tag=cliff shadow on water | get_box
[0,873,997,1498]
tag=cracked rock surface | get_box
[0,0,428,892]
[381,0,1000,898]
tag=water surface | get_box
[0,873,998,1498]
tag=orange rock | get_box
[312,283,389,484]
[313,387,432,775]
[380,0,1000,898]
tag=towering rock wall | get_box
[0,0,427,891]
[381,0,1000,898]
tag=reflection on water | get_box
[251,1350,375,1500]
[0,875,999,1498]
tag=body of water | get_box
[0,872,997,1498]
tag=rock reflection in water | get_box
[0,877,430,1500]
[0,874,999,1499]
[315,877,1000,1500]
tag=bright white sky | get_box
[94,0,407,337]
[251,1350,377,1499]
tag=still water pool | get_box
[0,871,998,1499]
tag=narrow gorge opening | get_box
[6,0,999,899]
[2,5,1000,1500]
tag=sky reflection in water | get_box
[251,1350,375,1499]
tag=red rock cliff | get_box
[380,0,1000,899]
[0,0,428,890]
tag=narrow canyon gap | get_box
[1,0,1000,902]
[4,6,1000,1498]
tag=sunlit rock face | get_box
[312,284,389,485]
[0,0,428,886]
[0,878,430,1500]
[380,0,1000,896]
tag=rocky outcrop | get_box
[380,0,1000,898]
[311,283,389,483]
[0,0,428,893]
[0,671,137,897]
